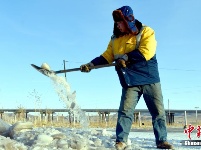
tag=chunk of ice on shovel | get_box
[31,64,55,77]
[41,63,51,71]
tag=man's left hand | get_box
[116,54,128,68]
[116,59,126,68]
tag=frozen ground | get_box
[1,71,200,149]
[0,120,201,150]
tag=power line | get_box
[64,60,201,72]
[159,68,201,72]
[163,86,201,90]
[63,60,84,64]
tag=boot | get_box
[115,142,127,150]
[157,141,173,149]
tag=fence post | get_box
[184,111,187,128]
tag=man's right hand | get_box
[80,62,94,72]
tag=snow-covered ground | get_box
[0,120,200,150]
[1,70,200,149]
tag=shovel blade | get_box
[31,64,55,77]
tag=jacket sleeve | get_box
[127,26,157,62]
[91,55,109,66]
[91,40,115,65]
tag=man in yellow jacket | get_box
[80,6,173,150]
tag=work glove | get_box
[116,59,126,68]
[80,62,94,72]
[116,54,128,68]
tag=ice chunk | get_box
[0,119,11,137]
[9,121,33,138]
[35,134,53,145]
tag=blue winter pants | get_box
[116,82,167,145]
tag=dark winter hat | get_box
[112,6,137,33]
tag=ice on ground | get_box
[9,121,33,138]
[0,71,200,149]
[0,121,116,150]
[0,121,201,150]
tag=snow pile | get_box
[0,121,117,150]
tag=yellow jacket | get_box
[102,26,157,63]
[90,21,160,87]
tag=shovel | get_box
[31,63,116,77]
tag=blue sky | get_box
[0,0,200,111]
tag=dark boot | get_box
[115,142,127,150]
[157,141,173,149]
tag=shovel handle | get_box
[90,63,116,69]
[55,63,116,74]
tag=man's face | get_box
[116,21,128,33]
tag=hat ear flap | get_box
[112,10,125,22]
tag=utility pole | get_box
[168,99,170,124]
[168,99,170,114]
[63,60,68,78]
